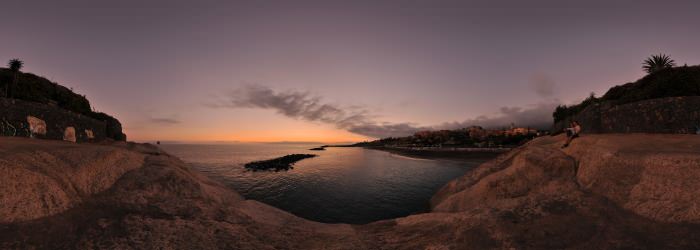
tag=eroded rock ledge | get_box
[2,134,700,249]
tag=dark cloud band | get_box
[209,85,558,138]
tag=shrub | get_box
[553,65,700,123]
[643,54,675,74]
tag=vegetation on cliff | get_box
[0,62,126,140]
[643,54,676,74]
[554,60,700,123]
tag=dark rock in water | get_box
[309,147,326,151]
[245,154,317,171]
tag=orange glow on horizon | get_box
[125,127,372,143]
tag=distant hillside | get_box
[354,127,540,148]
[554,65,700,123]
[0,68,125,140]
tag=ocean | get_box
[159,143,485,224]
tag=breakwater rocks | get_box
[309,147,326,151]
[244,154,317,171]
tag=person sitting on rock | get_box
[562,121,581,148]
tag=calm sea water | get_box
[159,143,485,224]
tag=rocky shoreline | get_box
[3,134,700,249]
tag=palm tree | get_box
[7,59,23,98]
[642,54,675,74]
[8,59,23,72]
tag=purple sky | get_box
[3,0,700,142]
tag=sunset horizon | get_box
[3,1,700,249]
[5,1,698,143]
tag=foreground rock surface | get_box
[1,134,700,249]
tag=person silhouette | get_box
[562,121,581,148]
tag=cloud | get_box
[439,101,560,130]
[208,85,373,126]
[150,117,181,125]
[529,73,556,98]
[209,85,413,137]
[347,122,430,138]
[209,84,559,138]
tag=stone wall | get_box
[0,98,107,142]
[552,96,700,134]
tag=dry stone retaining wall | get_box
[0,98,107,142]
[553,96,700,134]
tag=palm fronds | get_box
[643,54,675,74]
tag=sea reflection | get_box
[160,143,485,224]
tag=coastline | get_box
[4,134,700,249]
[362,146,509,162]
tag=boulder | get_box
[26,116,47,137]
[63,126,76,142]
[85,129,94,139]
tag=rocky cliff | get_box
[552,65,700,134]
[0,98,112,142]
[0,68,126,141]
[2,134,700,249]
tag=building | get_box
[505,127,538,136]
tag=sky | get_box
[2,0,700,142]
